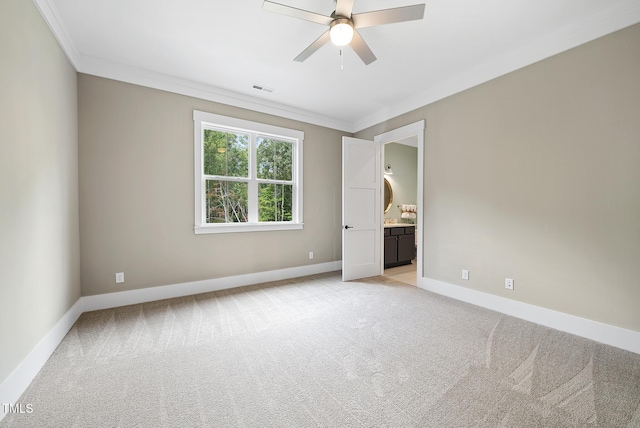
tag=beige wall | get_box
[0,0,80,384]
[78,75,344,296]
[356,23,640,332]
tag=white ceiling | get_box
[36,0,640,132]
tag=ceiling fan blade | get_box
[263,1,333,26]
[353,4,425,29]
[294,30,331,62]
[350,30,377,65]
[334,0,355,18]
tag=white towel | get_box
[400,203,417,219]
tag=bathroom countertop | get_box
[383,223,415,228]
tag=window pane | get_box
[206,180,248,223]
[256,137,293,181]
[258,183,292,222]
[203,130,249,177]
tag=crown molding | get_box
[352,0,640,132]
[32,1,354,133]
[32,0,81,69]
[79,56,355,133]
[34,0,640,134]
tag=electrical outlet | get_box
[115,272,125,284]
[462,269,469,280]
[309,251,314,260]
[505,278,514,290]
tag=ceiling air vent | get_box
[252,84,274,93]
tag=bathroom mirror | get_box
[384,178,393,213]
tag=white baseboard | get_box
[0,298,84,421]
[81,261,342,312]
[0,260,341,422]
[418,277,640,355]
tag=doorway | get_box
[382,138,418,285]
[375,121,424,286]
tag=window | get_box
[194,111,303,233]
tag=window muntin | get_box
[194,111,303,234]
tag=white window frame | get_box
[194,110,304,234]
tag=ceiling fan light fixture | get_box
[263,0,425,65]
[329,18,354,46]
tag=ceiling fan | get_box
[263,0,425,65]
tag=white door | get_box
[342,136,382,281]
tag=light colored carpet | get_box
[2,272,640,427]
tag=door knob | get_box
[344,225,353,229]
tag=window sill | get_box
[194,222,303,234]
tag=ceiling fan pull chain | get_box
[340,47,344,71]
